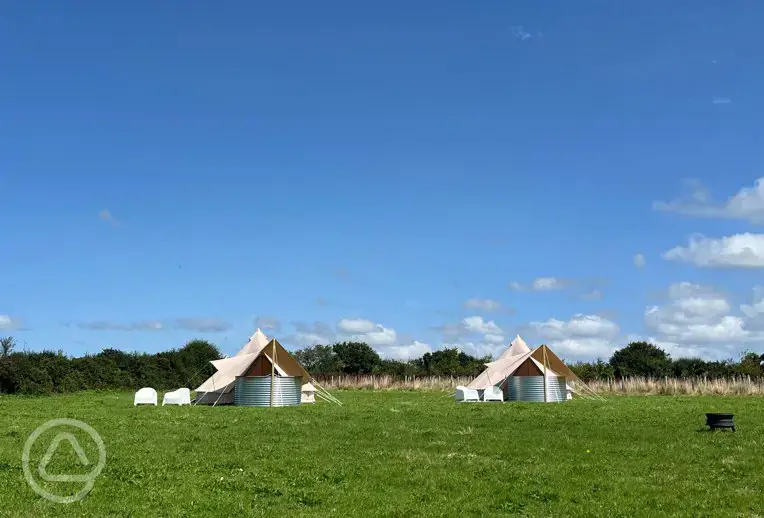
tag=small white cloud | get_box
[510,25,533,41]
[382,341,432,361]
[532,277,565,291]
[580,289,604,301]
[337,318,377,334]
[77,320,165,331]
[663,233,764,268]
[464,298,503,312]
[634,253,646,269]
[484,333,505,345]
[507,281,524,291]
[254,316,281,332]
[337,318,397,346]
[442,341,505,359]
[0,315,22,330]
[175,318,231,333]
[461,316,503,335]
[712,97,732,105]
[654,177,764,225]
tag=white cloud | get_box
[654,177,764,224]
[336,318,377,334]
[383,341,432,361]
[529,314,620,359]
[663,233,764,268]
[336,318,397,346]
[174,318,231,332]
[461,316,503,335]
[77,320,165,331]
[361,325,397,347]
[0,315,22,330]
[580,289,604,301]
[712,97,732,105]
[484,333,505,344]
[510,277,569,292]
[254,316,281,332]
[532,277,564,291]
[76,318,230,332]
[643,282,764,359]
[436,316,506,354]
[634,253,646,269]
[442,341,505,359]
[510,25,533,41]
[464,298,503,312]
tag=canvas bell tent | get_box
[194,331,340,406]
[194,329,270,404]
[467,336,601,402]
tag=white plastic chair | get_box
[483,386,504,402]
[162,388,191,406]
[134,387,158,406]
[455,385,480,402]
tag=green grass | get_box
[0,391,762,517]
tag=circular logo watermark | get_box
[22,418,106,504]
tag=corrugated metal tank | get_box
[507,376,567,403]
[233,376,302,407]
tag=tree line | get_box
[294,340,764,382]
[0,336,219,395]
[1,334,763,395]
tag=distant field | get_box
[0,391,762,517]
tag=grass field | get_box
[1,391,762,517]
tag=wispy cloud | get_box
[254,316,281,332]
[712,97,732,105]
[98,209,120,226]
[76,318,231,332]
[0,315,24,330]
[510,25,540,42]
[508,277,571,291]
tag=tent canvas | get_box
[498,335,531,360]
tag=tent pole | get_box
[270,339,276,407]
[542,345,548,403]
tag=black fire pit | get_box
[706,413,735,432]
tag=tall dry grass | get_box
[588,376,764,396]
[313,374,473,391]
[314,374,764,396]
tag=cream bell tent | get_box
[498,335,531,360]
[194,329,270,405]
[194,333,341,406]
[468,339,601,402]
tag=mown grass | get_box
[0,391,762,517]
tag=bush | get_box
[0,338,221,395]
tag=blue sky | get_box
[3,1,764,361]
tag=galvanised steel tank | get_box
[233,375,302,407]
[507,375,567,403]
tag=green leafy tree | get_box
[294,344,344,374]
[609,341,671,378]
[333,341,381,374]
[1,336,15,357]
